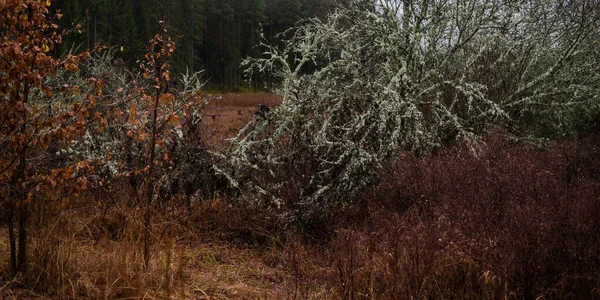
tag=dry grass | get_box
[201,93,281,149]
[0,198,331,299]
[2,94,599,299]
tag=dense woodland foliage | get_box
[1,0,599,298]
[55,0,339,90]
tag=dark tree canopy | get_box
[55,0,338,90]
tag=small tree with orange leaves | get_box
[129,23,206,267]
[0,0,100,275]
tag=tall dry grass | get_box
[0,194,296,299]
[6,199,185,299]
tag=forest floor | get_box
[200,93,281,149]
[1,93,599,299]
[0,212,331,299]
[0,93,332,299]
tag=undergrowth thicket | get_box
[1,129,598,299]
[327,129,600,299]
[1,0,600,299]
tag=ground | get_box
[201,93,281,149]
[1,93,599,299]
[0,93,332,299]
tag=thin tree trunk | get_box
[251,4,256,91]
[269,13,273,89]
[7,210,16,276]
[204,10,209,79]
[190,1,194,71]
[143,86,161,269]
[17,200,28,272]
[219,12,223,89]
[250,0,255,47]
[94,13,97,46]
[238,6,242,90]
[9,137,27,275]
[6,152,20,276]
[86,9,90,49]
[13,80,31,275]
[402,0,411,44]
[269,13,273,45]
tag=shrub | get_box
[222,0,600,226]
[327,130,600,299]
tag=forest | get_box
[1,0,599,298]
[55,0,338,90]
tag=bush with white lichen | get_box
[57,49,214,200]
[221,0,600,226]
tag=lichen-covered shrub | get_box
[222,0,600,225]
[58,50,216,201]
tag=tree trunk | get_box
[7,209,17,276]
[402,0,411,44]
[269,13,273,45]
[7,155,27,275]
[11,81,30,275]
[94,13,97,46]
[17,202,28,272]
[237,6,242,90]
[143,85,161,269]
[190,1,194,71]
[204,10,209,79]
[86,9,90,49]
[250,0,255,47]
[219,12,223,90]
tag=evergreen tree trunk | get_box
[237,7,242,90]
[204,10,209,79]
[219,12,223,89]
[269,13,273,45]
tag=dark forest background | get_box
[55,0,340,90]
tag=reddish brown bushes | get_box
[328,131,600,299]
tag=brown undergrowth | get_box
[0,194,331,299]
[324,130,600,299]
[201,93,281,149]
[1,110,599,299]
